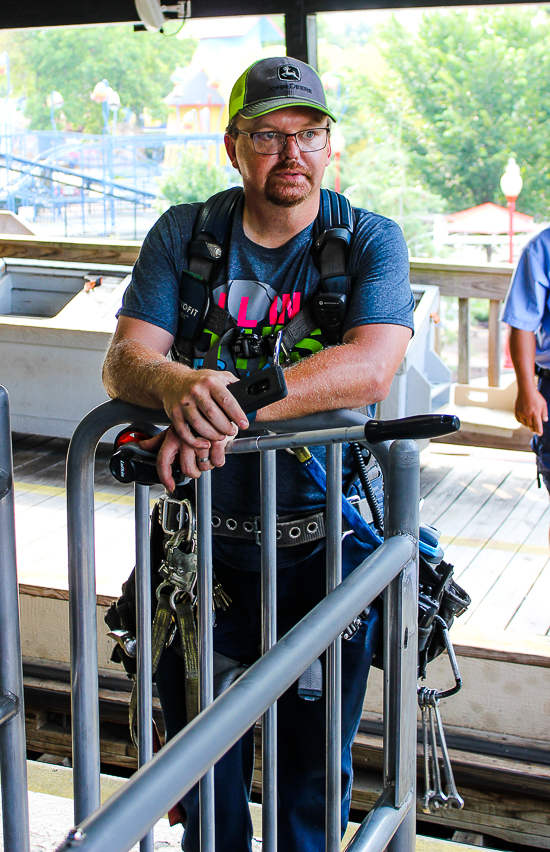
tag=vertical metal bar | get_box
[384,440,419,852]
[135,483,153,852]
[0,386,30,852]
[458,297,470,385]
[67,425,101,823]
[488,299,501,387]
[325,443,342,852]
[196,471,215,852]
[260,450,278,852]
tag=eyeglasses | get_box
[235,127,330,155]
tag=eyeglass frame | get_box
[234,127,331,155]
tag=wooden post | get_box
[488,299,501,388]
[458,297,470,385]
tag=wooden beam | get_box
[410,260,512,301]
[0,236,140,266]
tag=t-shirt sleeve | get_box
[501,231,550,332]
[343,210,414,336]
[117,204,200,337]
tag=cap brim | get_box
[239,97,338,123]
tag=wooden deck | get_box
[421,443,549,638]
[10,432,550,638]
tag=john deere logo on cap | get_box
[278,64,301,82]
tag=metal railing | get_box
[57,400,427,852]
[0,385,30,852]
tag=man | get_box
[502,228,550,511]
[103,56,414,852]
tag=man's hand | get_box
[515,386,548,435]
[140,426,235,490]
[508,327,547,435]
[162,368,248,447]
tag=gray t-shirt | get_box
[119,199,414,570]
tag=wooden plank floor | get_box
[421,443,550,637]
[10,433,550,637]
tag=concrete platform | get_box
[0,760,504,852]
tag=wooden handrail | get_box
[0,238,514,387]
[0,235,140,266]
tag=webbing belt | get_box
[128,587,199,748]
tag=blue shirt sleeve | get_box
[117,203,201,337]
[501,228,550,332]
[344,210,414,336]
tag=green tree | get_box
[3,25,196,133]
[368,7,550,217]
[157,146,230,208]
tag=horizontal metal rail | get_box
[0,385,30,852]
[57,535,413,852]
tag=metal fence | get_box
[55,399,430,852]
[1,129,229,239]
[0,385,30,852]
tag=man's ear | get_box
[326,135,332,166]
[224,133,241,173]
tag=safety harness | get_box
[171,186,355,370]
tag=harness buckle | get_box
[160,494,195,537]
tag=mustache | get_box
[269,160,311,177]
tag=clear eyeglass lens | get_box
[253,129,328,154]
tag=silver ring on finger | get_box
[198,457,210,464]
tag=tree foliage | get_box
[369,7,550,217]
[2,25,196,133]
[157,146,230,208]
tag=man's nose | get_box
[281,133,301,156]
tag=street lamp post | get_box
[331,128,346,194]
[500,157,523,264]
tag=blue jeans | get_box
[532,375,550,494]
[156,535,380,852]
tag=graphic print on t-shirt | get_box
[193,278,311,375]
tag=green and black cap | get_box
[229,57,337,123]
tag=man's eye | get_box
[257,132,278,142]
[301,130,320,140]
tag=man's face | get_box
[225,106,331,209]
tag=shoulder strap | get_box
[188,186,244,282]
[312,188,354,294]
[281,189,355,349]
[172,188,243,365]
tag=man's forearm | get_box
[509,327,537,394]
[256,325,409,423]
[103,338,191,410]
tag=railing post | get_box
[135,482,153,852]
[197,471,215,852]
[67,400,170,824]
[458,297,470,385]
[261,449,278,852]
[488,299,501,387]
[0,385,30,852]
[326,443,343,852]
[383,439,419,852]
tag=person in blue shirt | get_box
[502,227,550,500]
[103,56,414,852]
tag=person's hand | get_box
[515,386,548,435]
[161,369,248,452]
[140,426,235,490]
